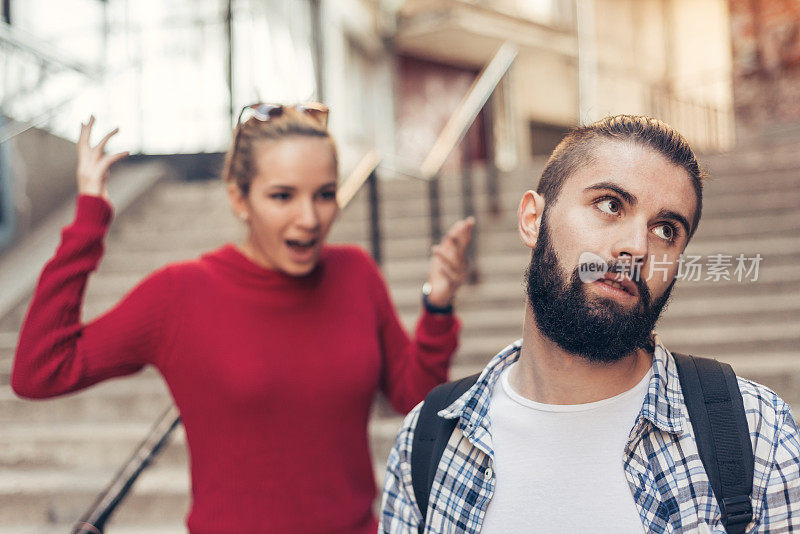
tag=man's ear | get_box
[227,182,250,222]
[518,190,546,248]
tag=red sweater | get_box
[12,195,460,534]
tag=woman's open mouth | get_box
[285,238,319,262]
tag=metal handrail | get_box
[337,150,382,208]
[420,41,517,245]
[0,61,141,145]
[378,153,427,181]
[71,406,181,534]
[0,21,101,78]
[0,19,103,145]
[420,42,517,179]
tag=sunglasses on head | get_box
[236,102,330,128]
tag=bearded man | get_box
[379,115,800,533]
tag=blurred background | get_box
[0,0,798,532]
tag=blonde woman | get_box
[13,106,474,533]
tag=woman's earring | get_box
[239,212,249,221]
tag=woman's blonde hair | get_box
[222,107,337,196]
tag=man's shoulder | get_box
[388,401,425,475]
[399,401,425,443]
[734,375,799,462]
[736,375,795,426]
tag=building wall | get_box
[729,0,800,139]
[0,118,78,252]
[394,55,486,172]
[525,0,734,152]
[320,0,397,175]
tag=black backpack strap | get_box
[411,373,480,533]
[673,353,754,534]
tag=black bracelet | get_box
[422,292,453,315]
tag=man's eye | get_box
[653,223,676,242]
[596,198,621,215]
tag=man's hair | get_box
[537,115,707,240]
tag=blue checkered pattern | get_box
[380,336,800,533]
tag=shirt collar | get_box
[439,333,685,438]
[641,333,685,434]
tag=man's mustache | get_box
[576,256,651,307]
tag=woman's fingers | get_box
[98,151,130,175]
[75,116,127,198]
[432,253,464,285]
[432,244,463,275]
[424,217,475,308]
[442,217,475,261]
[95,127,119,155]
[77,118,92,155]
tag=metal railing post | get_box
[460,135,478,283]
[367,169,382,266]
[428,174,442,245]
[71,406,182,534]
[483,93,500,216]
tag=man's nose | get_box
[611,219,649,262]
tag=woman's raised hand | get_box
[425,217,476,309]
[77,116,129,201]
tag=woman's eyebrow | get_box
[583,182,637,205]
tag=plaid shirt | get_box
[380,336,800,533]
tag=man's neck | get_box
[509,307,653,405]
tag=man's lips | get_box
[598,271,639,296]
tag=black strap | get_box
[410,355,754,534]
[673,353,754,533]
[411,373,480,533]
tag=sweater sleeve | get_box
[11,195,176,399]
[363,250,460,414]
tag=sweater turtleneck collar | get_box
[200,243,327,288]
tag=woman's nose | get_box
[296,199,320,230]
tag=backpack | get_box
[411,353,754,534]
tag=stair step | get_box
[1,371,171,424]
[0,465,189,526]
[0,422,187,470]
[5,524,185,534]
[3,145,799,533]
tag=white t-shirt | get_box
[480,362,651,533]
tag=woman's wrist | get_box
[422,282,453,314]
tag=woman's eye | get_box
[596,198,621,215]
[653,223,676,242]
[270,192,291,201]
[319,190,337,201]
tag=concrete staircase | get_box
[1,142,799,532]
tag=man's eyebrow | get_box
[656,209,692,236]
[583,182,638,206]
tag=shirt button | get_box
[484,467,493,479]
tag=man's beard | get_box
[525,214,675,364]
